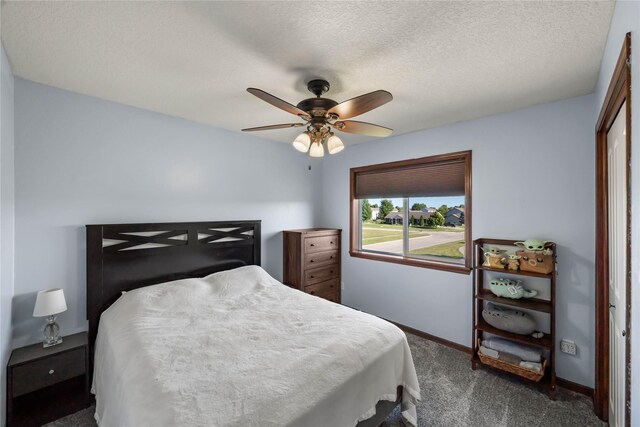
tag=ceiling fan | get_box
[242,79,393,157]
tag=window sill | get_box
[349,250,471,275]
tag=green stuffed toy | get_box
[481,246,507,269]
[489,278,537,300]
[507,254,521,271]
[514,239,553,255]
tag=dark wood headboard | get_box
[86,220,261,363]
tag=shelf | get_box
[477,289,552,313]
[476,266,553,279]
[475,318,552,349]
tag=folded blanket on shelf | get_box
[482,337,542,362]
[498,351,522,365]
[479,346,543,373]
[479,345,522,365]
[519,361,543,372]
[479,345,499,358]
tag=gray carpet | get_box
[45,333,604,427]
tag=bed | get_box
[86,221,420,427]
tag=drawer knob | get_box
[310,244,315,247]
[48,369,55,375]
[310,260,314,263]
[330,256,334,259]
[330,241,334,244]
[310,291,315,295]
[310,275,315,278]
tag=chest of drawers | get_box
[283,228,341,303]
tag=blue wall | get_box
[319,93,596,387]
[11,78,320,347]
[0,44,15,427]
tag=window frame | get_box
[349,150,472,274]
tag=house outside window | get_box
[350,151,472,274]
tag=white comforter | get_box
[92,266,420,427]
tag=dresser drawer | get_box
[304,278,339,296]
[314,289,339,303]
[304,250,339,269]
[304,235,339,254]
[12,348,85,397]
[305,264,339,285]
[305,280,339,303]
[313,290,340,304]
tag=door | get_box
[607,101,627,427]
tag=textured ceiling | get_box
[1,1,614,145]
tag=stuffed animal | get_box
[482,303,536,335]
[507,254,521,271]
[489,278,537,300]
[514,239,553,255]
[515,239,555,274]
[482,246,507,269]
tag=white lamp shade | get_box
[292,133,311,152]
[309,141,325,157]
[33,288,67,317]
[327,135,344,154]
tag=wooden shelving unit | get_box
[471,238,557,399]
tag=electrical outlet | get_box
[341,281,345,291]
[560,339,577,355]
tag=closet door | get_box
[606,101,627,427]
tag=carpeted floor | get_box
[45,333,604,427]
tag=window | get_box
[350,151,471,274]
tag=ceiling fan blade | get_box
[328,90,392,120]
[241,123,305,132]
[247,88,311,120]
[334,120,393,137]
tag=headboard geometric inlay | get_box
[86,220,261,368]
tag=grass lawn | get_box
[415,226,465,233]
[362,222,465,233]
[409,240,465,259]
[362,228,428,245]
[362,222,405,230]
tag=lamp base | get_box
[43,336,63,348]
[42,315,62,348]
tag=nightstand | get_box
[6,332,91,427]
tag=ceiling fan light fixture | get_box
[292,132,311,152]
[327,134,344,155]
[244,80,393,157]
[309,141,325,158]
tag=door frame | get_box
[594,32,631,424]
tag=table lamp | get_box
[33,288,67,347]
